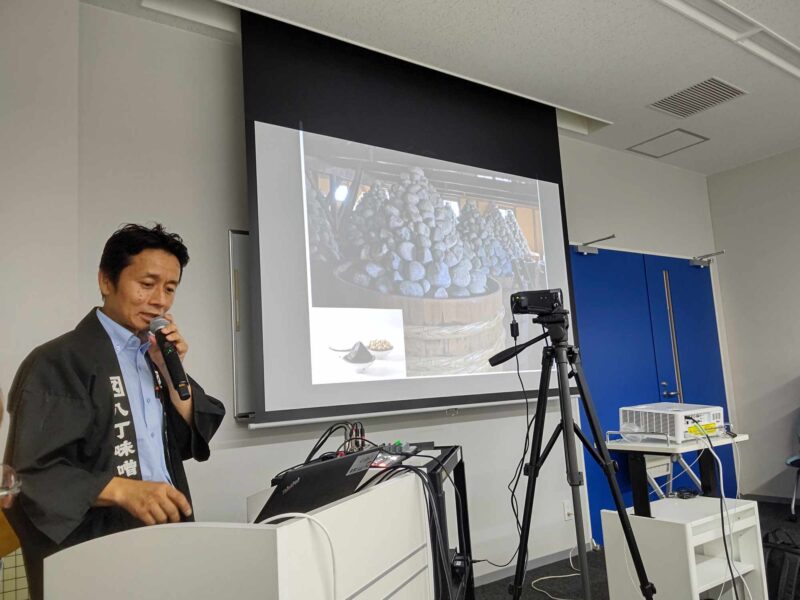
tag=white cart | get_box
[602,496,768,599]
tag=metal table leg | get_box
[628,452,652,517]
[675,454,703,491]
[646,472,666,499]
[699,450,719,497]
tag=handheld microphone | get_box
[149,317,191,400]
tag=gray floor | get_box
[474,499,794,600]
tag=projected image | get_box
[302,132,552,380]
[309,307,407,384]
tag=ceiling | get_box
[218,0,800,175]
[96,0,800,175]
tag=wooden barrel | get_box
[332,264,506,376]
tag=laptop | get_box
[253,447,381,524]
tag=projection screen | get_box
[240,12,573,425]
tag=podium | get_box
[44,474,434,599]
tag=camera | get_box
[510,289,563,315]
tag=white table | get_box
[606,433,749,517]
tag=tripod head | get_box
[530,308,570,345]
[513,288,569,344]
[488,289,570,367]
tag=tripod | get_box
[491,309,656,600]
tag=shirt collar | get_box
[95,308,151,354]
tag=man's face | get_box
[98,248,181,334]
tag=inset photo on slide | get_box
[309,307,407,384]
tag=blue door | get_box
[570,249,660,544]
[570,248,735,545]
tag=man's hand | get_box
[147,313,189,370]
[95,477,192,526]
[147,313,194,424]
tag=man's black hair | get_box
[99,223,190,286]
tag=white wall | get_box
[2,1,724,584]
[708,147,800,499]
[0,0,80,444]
[559,136,714,257]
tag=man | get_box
[4,224,225,600]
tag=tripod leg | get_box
[553,343,593,599]
[536,422,564,470]
[571,351,657,600]
[509,349,554,600]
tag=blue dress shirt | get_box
[96,309,173,484]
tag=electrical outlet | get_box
[563,500,574,521]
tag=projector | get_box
[619,402,725,444]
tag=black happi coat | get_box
[3,310,225,600]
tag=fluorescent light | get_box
[671,0,753,35]
[656,0,800,80]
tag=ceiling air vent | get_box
[648,78,746,118]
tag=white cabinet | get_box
[602,497,767,599]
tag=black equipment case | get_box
[764,528,800,599]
